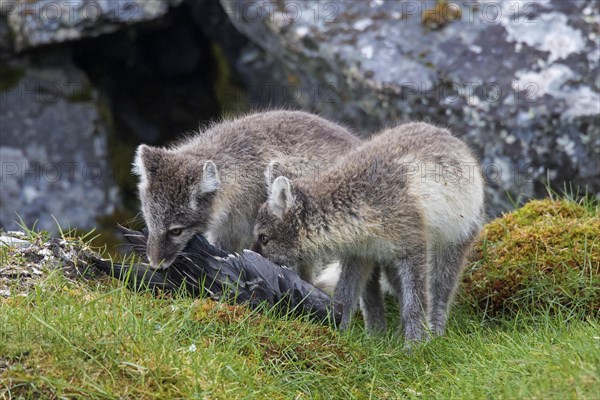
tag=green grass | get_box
[1,195,599,399]
[1,275,598,399]
[1,271,598,399]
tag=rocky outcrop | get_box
[220,0,600,215]
[1,0,597,234]
[5,0,183,51]
[0,50,121,232]
[0,1,240,235]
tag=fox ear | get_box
[264,161,282,193]
[133,145,162,188]
[200,161,220,193]
[268,176,294,219]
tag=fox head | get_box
[252,175,304,272]
[133,144,220,269]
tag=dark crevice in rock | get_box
[71,4,220,146]
[1,0,254,238]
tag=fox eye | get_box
[169,227,183,237]
[259,234,269,245]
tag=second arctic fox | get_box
[252,122,484,342]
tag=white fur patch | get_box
[411,162,484,244]
[268,176,294,219]
[314,261,395,295]
[313,262,340,295]
[201,161,220,193]
[132,145,149,189]
[264,160,281,192]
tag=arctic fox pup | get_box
[133,110,360,270]
[252,122,484,342]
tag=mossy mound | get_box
[462,198,599,317]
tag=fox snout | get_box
[249,241,262,255]
[146,235,175,270]
[147,253,168,270]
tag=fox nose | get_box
[146,238,165,269]
[147,252,161,269]
[146,235,176,269]
[147,254,172,270]
[250,241,262,254]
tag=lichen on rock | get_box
[0,51,122,234]
[6,0,184,51]
[219,0,600,216]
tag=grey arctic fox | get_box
[252,122,485,343]
[133,110,360,269]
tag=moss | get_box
[94,91,138,206]
[462,198,599,317]
[210,43,249,117]
[422,0,462,30]
[0,63,25,93]
[65,84,95,103]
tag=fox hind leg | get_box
[359,264,387,333]
[333,256,375,330]
[429,240,471,336]
[384,251,430,344]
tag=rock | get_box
[220,0,600,216]
[6,0,183,51]
[0,49,121,234]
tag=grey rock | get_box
[220,0,600,216]
[6,0,183,51]
[0,49,121,234]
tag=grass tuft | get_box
[462,197,599,318]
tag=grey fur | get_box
[428,239,476,335]
[133,110,360,269]
[253,122,485,344]
[359,265,387,333]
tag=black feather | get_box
[89,227,342,325]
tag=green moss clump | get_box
[65,85,95,103]
[422,0,462,30]
[210,43,249,117]
[0,63,25,93]
[462,198,599,317]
